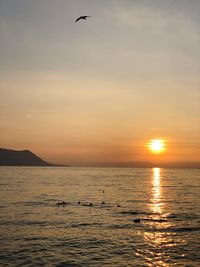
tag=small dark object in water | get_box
[57,201,67,207]
[134,218,141,223]
[103,190,105,193]
[117,203,121,207]
[78,201,81,204]
[101,201,106,205]
[89,203,93,206]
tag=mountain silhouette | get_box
[0,148,65,166]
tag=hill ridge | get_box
[0,148,64,166]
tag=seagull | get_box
[75,16,91,22]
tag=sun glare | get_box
[148,139,165,154]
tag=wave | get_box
[69,222,102,228]
[145,226,200,233]
[119,210,156,216]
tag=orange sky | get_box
[0,0,199,165]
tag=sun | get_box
[148,139,166,154]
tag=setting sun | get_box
[148,139,166,154]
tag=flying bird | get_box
[75,16,91,22]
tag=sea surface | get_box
[0,167,200,267]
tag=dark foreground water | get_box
[0,167,200,267]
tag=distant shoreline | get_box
[0,148,199,168]
[0,165,199,169]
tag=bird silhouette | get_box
[75,16,91,22]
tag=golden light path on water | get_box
[151,167,162,214]
[141,168,186,267]
[143,168,170,267]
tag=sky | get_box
[0,0,199,165]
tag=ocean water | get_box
[0,167,200,267]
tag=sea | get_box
[0,167,200,267]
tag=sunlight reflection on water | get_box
[142,168,189,267]
[151,167,162,214]
[143,168,169,267]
